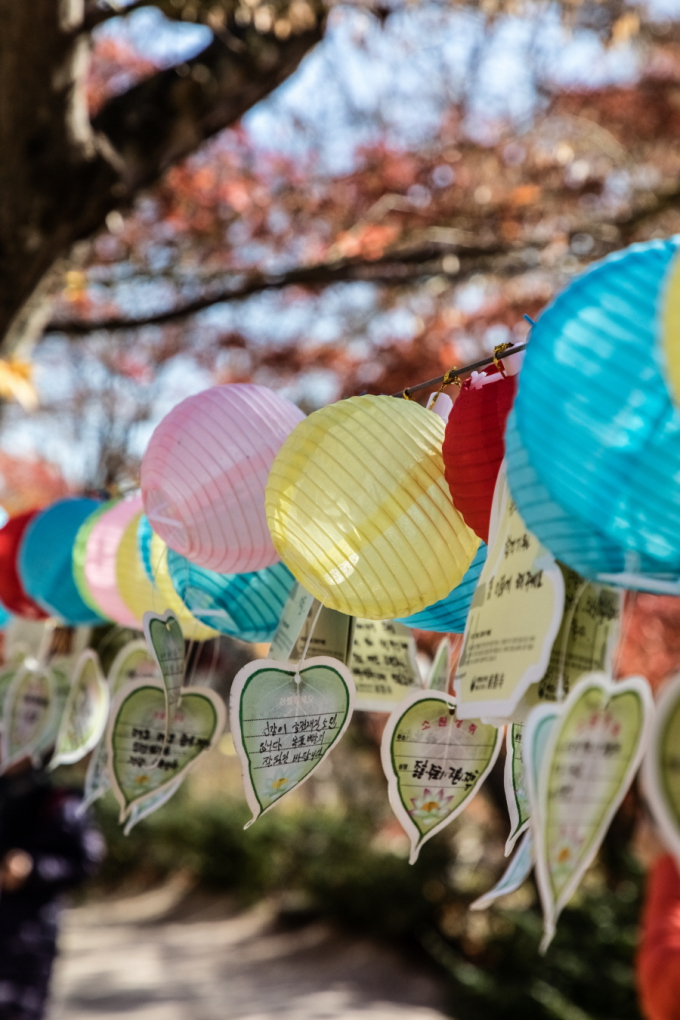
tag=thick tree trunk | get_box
[0,0,323,352]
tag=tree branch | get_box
[93,11,325,193]
[47,242,529,334]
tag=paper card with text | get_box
[514,566,622,720]
[428,638,452,693]
[381,689,502,863]
[0,664,22,728]
[1,667,56,771]
[143,610,185,731]
[272,598,355,666]
[350,619,421,711]
[50,651,110,769]
[33,661,73,759]
[268,583,316,661]
[642,674,680,866]
[81,640,160,813]
[107,679,225,822]
[230,657,355,826]
[455,464,565,721]
[123,774,184,835]
[470,830,533,912]
[505,723,530,855]
[526,672,653,952]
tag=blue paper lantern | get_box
[137,514,156,585]
[514,238,680,570]
[396,543,487,633]
[506,410,680,594]
[19,498,107,625]
[167,550,296,642]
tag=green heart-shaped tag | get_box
[107,679,225,821]
[143,610,185,725]
[82,640,160,812]
[504,723,530,855]
[50,651,110,769]
[1,667,56,771]
[527,672,653,951]
[642,674,680,863]
[381,689,502,863]
[230,656,356,826]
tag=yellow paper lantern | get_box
[149,532,219,642]
[663,251,680,407]
[265,395,479,619]
[116,511,159,627]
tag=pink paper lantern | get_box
[84,494,145,628]
[141,384,305,574]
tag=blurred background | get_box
[4,0,680,1017]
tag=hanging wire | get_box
[391,341,528,400]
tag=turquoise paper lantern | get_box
[137,514,156,584]
[167,550,296,642]
[514,238,680,570]
[18,498,107,625]
[505,410,680,594]
[396,543,487,633]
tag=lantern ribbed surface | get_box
[0,511,48,621]
[73,499,118,614]
[137,514,155,584]
[167,550,296,642]
[116,511,160,626]
[83,495,145,629]
[506,409,679,590]
[141,384,305,574]
[396,542,487,632]
[19,498,106,625]
[149,532,219,641]
[442,370,517,543]
[265,394,479,619]
[514,238,680,568]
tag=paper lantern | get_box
[83,495,145,629]
[19,498,106,625]
[514,238,680,569]
[141,384,305,574]
[396,543,487,632]
[442,367,517,544]
[167,550,296,642]
[116,511,160,625]
[0,511,48,620]
[73,499,118,614]
[506,409,680,592]
[137,514,155,584]
[266,394,479,619]
[663,253,680,407]
[149,532,219,642]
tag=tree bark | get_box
[0,0,324,352]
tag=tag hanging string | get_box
[390,341,527,400]
[295,598,326,683]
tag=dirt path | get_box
[49,878,451,1020]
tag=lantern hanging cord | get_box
[392,341,528,400]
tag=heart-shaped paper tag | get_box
[230,656,355,826]
[107,679,225,821]
[504,723,530,855]
[123,774,184,835]
[82,640,160,813]
[50,651,110,769]
[642,673,680,863]
[455,463,565,721]
[471,830,534,912]
[1,667,56,771]
[144,610,185,729]
[525,672,653,951]
[381,689,502,863]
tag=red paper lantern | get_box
[442,368,518,544]
[0,510,48,620]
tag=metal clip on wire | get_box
[492,342,514,375]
